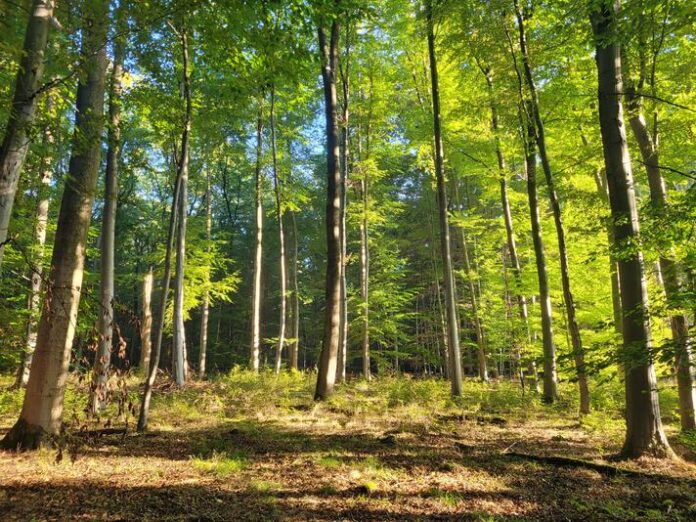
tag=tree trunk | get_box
[270,88,287,375]
[0,0,54,272]
[590,1,672,458]
[91,20,125,412]
[359,161,370,380]
[426,0,462,397]
[172,27,192,388]
[626,96,696,432]
[523,111,557,403]
[199,170,212,378]
[15,92,54,388]
[315,18,342,401]
[140,268,154,372]
[250,103,264,373]
[1,0,109,450]
[289,209,300,370]
[514,0,588,413]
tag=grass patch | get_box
[191,450,248,477]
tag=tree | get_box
[1,0,110,449]
[315,8,342,401]
[0,0,55,273]
[250,101,264,373]
[590,0,672,459]
[426,0,462,397]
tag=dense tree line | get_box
[0,0,693,459]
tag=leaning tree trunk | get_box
[426,0,462,396]
[590,0,672,458]
[1,0,109,450]
[514,0,589,413]
[270,87,287,375]
[523,111,558,403]
[139,268,154,372]
[15,93,55,388]
[199,170,212,378]
[315,18,342,401]
[172,27,192,387]
[626,94,696,432]
[250,104,264,373]
[91,21,125,413]
[0,0,55,273]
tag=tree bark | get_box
[92,18,125,412]
[426,0,462,397]
[199,170,212,378]
[172,27,192,387]
[626,94,695,432]
[359,160,370,380]
[314,17,342,401]
[590,1,672,458]
[0,0,54,273]
[514,0,588,413]
[15,92,54,388]
[250,103,264,373]
[1,0,109,450]
[270,87,287,375]
[140,268,154,372]
[524,110,558,403]
[289,209,300,370]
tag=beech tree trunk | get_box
[626,95,696,432]
[289,209,300,370]
[1,0,109,450]
[250,104,264,373]
[15,93,54,388]
[0,0,54,273]
[426,0,462,397]
[270,88,287,375]
[140,268,154,372]
[199,170,212,377]
[359,160,370,380]
[590,1,672,458]
[172,27,192,387]
[524,112,558,403]
[315,17,342,401]
[92,21,125,412]
[514,0,588,413]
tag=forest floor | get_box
[1,371,696,521]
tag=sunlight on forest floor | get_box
[1,372,696,521]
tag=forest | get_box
[0,0,695,520]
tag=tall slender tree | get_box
[0,0,55,273]
[590,0,672,458]
[250,102,264,373]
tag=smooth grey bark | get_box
[0,0,55,273]
[140,268,154,372]
[270,88,287,375]
[514,0,588,413]
[626,93,696,432]
[92,21,125,412]
[590,1,672,458]
[426,0,462,397]
[15,93,54,388]
[250,104,264,373]
[315,18,342,401]
[289,209,300,370]
[199,170,211,377]
[524,112,558,403]
[1,0,109,449]
[359,158,370,380]
[172,27,192,387]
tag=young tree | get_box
[590,0,672,458]
[140,268,154,372]
[199,170,212,377]
[315,10,342,401]
[250,102,264,373]
[0,0,55,273]
[1,0,109,449]
[426,0,462,397]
